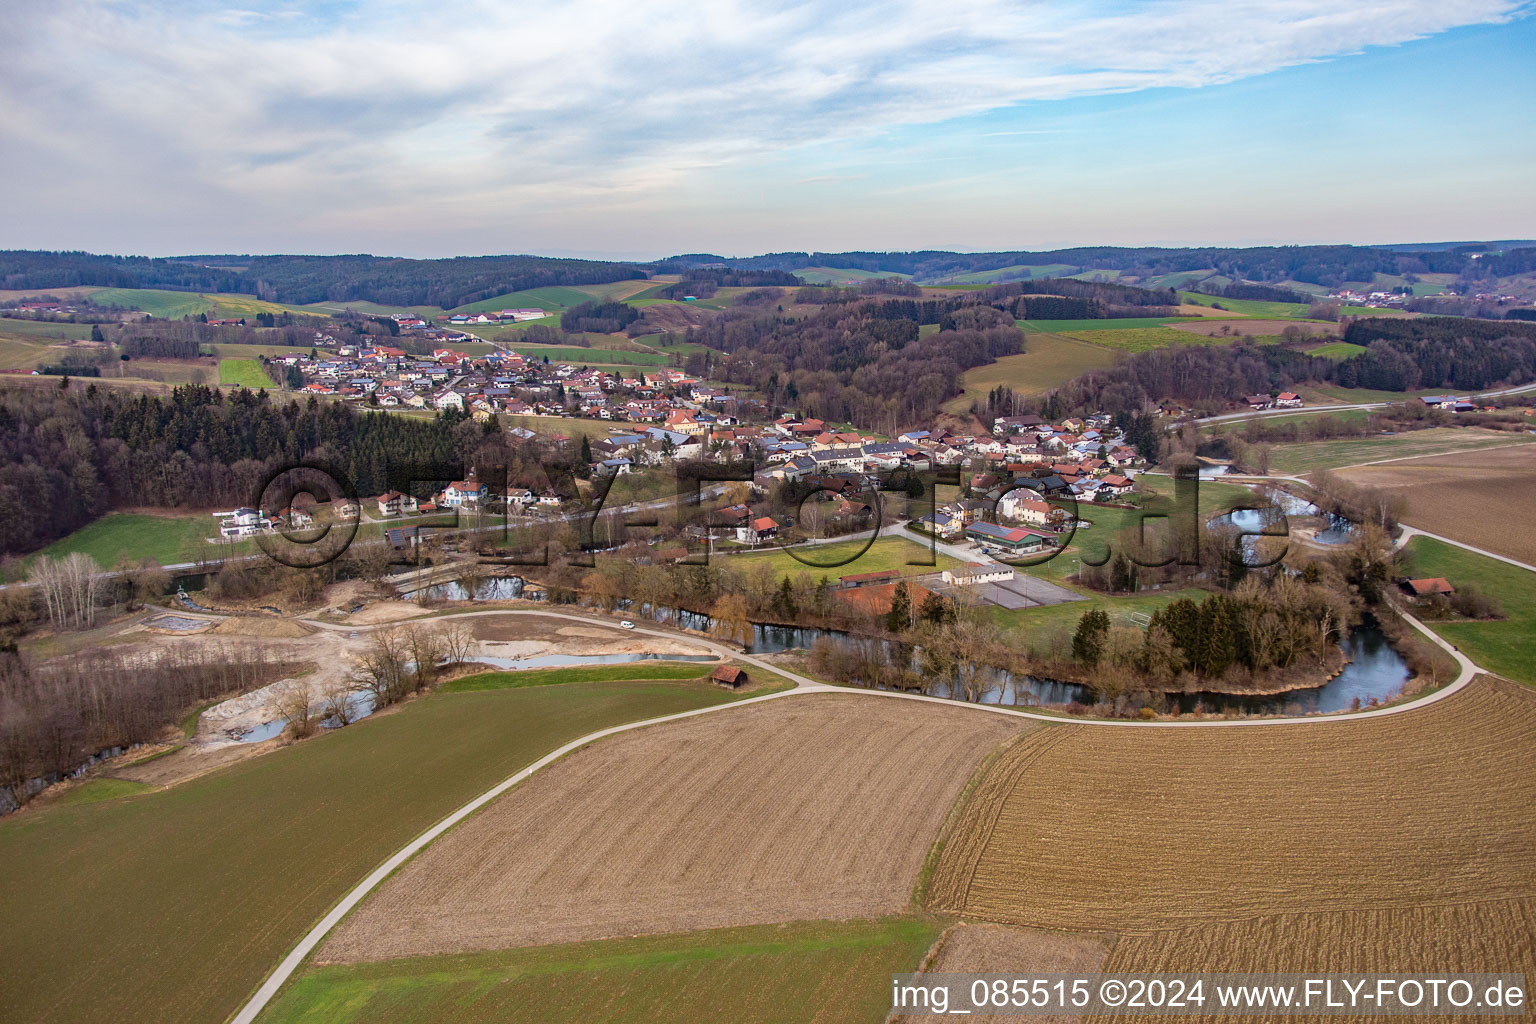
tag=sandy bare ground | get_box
[319,694,1026,963]
[898,923,1110,1024]
[344,600,433,624]
[468,614,716,658]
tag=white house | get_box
[441,479,488,508]
[996,490,1053,526]
[941,563,1015,586]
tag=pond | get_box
[1170,617,1410,715]
[1208,496,1354,561]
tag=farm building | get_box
[711,665,747,688]
[839,569,899,589]
[1402,577,1456,597]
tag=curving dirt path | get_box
[230,605,1483,1024]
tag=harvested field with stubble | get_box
[321,694,1027,962]
[928,679,1536,933]
[901,924,1110,1024]
[1336,444,1536,565]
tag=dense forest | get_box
[687,299,1022,431]
[0,386,466,555]
[657,245,1536,288]
[0,251,645,309]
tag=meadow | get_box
[261,917,942,1024]
[504,344,666,365]
[928,678,1536,932]
[448,286,596,315]
[441,662,720,692]
[1270,427,1536,474]
[219,357,274,388]
[1402,537,1536,685]
[0,316,98,340]
[944,334,1117,413]
[725,535,959,580]
[22,511,221,571]
[1307,341,1369,359]
[1060,326,1228,352]
[0,679,757,1024]
[321,695,1021,961]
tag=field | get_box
[1337,445,1536,565]
[0,316,98,340]
[262,917,942,1024]
[1307,340,1369,359]
[726,535,960,580]
[929,678,1536,939]
[24,511,219,570]
[0,679,760,1024]
[1268,427,1536,474]
[503,344,667,365]
[501,413,631,439]
[218,357,273,388]
[1403,537,1536,685]
[1060,326,1225,352]
[1022,316,1200,333]
[1166,318,1333,338]
[448,286,596,315]
[1178,292,1311,319]
[907,924,1109,1024]
[944,334,1117,412]
[321,695,1023,961]
[442,662,720,692]
[88,288,322,321]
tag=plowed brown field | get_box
[321,694,1026,962]
[929,679,1536,931]
[901,923,1110,1024]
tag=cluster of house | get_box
[212,503,331,539]
[1246,392,1304,410]
[1418,395,1505,413]
[441,308,548,325]
[280,341,771,435]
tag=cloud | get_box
[0,0,1528,251]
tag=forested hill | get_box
[0,252,645,309]
[657,244,1536,289]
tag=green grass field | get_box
[443,662,715,692]
[933,263,1078,285]
[260,917,941,1024]
[1178,292,1312,319]
[51,778,155,806]
[0,335,53,369]
[1270,428,1536,474]
[727,535,959,580]
[945,334,1117,412]
[0,679,760,1024]
[449,286,595,316]
[506,344,666,366]
[1307,342,1369,360]
[87,288,321,321]
[26,511,219,570]
[0,316,97,340]
[218,357,273,388]
[1402,537,1536,686]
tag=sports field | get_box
[928,678,1536,932]
[0,680,756,1024]
[262,917,942,1024]
[321,695,1023,961]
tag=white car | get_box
[620,620,635,630]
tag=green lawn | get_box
[1401,537,1536,686]
[51,778,154,806]
[27,511,219,570]
[219,357,274,388]
[448,286,595,315]
[505,344,666,365]
[443,662,714,691]
[1270,428,1536,474]
[259,917,941,1024]
[727,535,959,580]
[0,679,759,1024]
[1308,341,1369,360]
[1178,292,1312,319]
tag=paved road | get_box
[1187,380,1536,427]
[1393,524,1536,573]
[229,602,1483,1024]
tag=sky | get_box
[2,0,1534,259]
